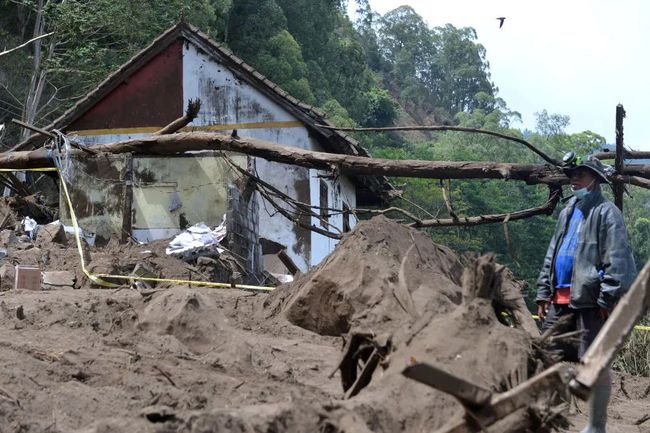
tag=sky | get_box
[353,0,650,151]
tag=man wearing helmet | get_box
[537,155,636,433]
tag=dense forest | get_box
[1,0,649,300]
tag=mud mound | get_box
[337,298,532,432]
[262,217,553,432]
[137,288,231,353]
[266,216,464,336]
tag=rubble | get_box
[36,221,67,245]
[42,270,75,290]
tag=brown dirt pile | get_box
[0,215,646,432]
[264,216,543,431]
[265,215,464,337]
[0,227,247,291]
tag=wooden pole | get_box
[614,104,626,210]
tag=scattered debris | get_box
[0,215,645,433]
[21,217,38,240]
[41,271,75,290]
[165,218,227,260]
[14,265,40,290]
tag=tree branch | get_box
[0,31,54,58]
[315,124,561,166]
[0,132,559,186]
[440,179,458,220]
[593,150,650,160]
[154,99,202,135]
[408,186,561,227]
[10,132,650,189]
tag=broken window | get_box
[319,179,328,228]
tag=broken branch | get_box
[441,179,458,221]
[0,32,54,58]
[570,256,650,400]
[315,124,561,166]
[408,186,561,228]
[0,132,568,186]
[154,98,202,135]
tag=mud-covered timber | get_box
[4,131,650,185]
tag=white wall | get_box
[182,43,362,270]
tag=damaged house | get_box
[13,22,393,281]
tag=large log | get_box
[3,131,650,186]
[0,132,566,184]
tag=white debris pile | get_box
[165,217,227,260]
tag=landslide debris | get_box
[0,215,574,433]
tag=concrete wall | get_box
[130,154,246,242]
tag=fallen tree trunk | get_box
[0,132,566,184]
[3,131,650,186]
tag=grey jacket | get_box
[536,187,636,309]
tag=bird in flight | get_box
[496,17,506,28]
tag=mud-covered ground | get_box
[0,213,648,433]
[0,287,648,433]
[0,286,342,432]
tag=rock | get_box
[37,221,67,245]
[0,230,17,246]
[16,305,24,320]
[0,264,14,291]
[196,256,218,266]
[131,263,157,288]
[42,270,76,290]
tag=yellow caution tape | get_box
[1,167,274,292]
[531,314,649,332]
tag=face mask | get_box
[572,180,595,200]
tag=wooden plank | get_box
[423,363,570,433]
[345,348,380,399]
[402,363,493,408]
[487,363,569,418]
[571,258,650,398]
[277,249,299,276]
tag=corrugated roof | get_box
[10,21,394,203]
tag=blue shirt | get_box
[554,207,584,288]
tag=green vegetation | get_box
[1,0,649,322]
